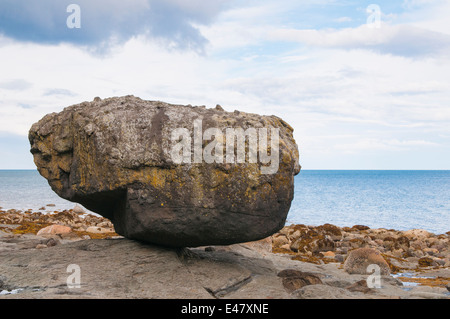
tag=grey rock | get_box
[344,248,391,275]
[292,284,361,299]
[0,238,289,299]
[1,236,448,299]
[29,96,300,247]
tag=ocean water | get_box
[288,170,450,235]
[0,170,449,234]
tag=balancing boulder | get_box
[29,96,300,247]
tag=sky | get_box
[0,0,449,169]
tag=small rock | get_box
[37,225,72,236]
[352,225,370,231]
[320,251,335,259]
[85,226,114,234]
[346,280,373,294]
[272,234,289,247]
[344,248,390,275]
[423,247,439,256]
[73,205,85,214]
[35,244,47,249]
[403,229,432,240]
[96,221,111,228]
[278,269,323,293]
[433,258,445,266]
[42,237,59,247]
[418,257,436,267]
[46,204,56,207]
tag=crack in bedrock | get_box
[175,248,253,299]
[204,275,253,299]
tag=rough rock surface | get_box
[28,96,300,247]
[2,235,448,299]
[344,248,391,275]
[1,215,449,299]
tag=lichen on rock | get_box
[29,96,300,247]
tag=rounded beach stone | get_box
[343,248,390,275]
[73,205,85,214]
[36,225,72,236]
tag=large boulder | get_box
[28,96,300,247]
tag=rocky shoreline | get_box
[1,207,449,299]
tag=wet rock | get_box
[29,96,300,247]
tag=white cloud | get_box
[0,0,449,169]
[268,23,450,58]
[334,138,440,153]
[0,0,227,53]
[0,79,32,91]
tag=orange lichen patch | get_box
[73,230,120,240]
[381,253,406,274]
[418,257,435,267]
[272,247,296,255]
[12,222,52,235]
[52,211,77,221]
[397,276,450,289]
[316,223,342,237]
[0,225,13,233]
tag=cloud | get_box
[334,138,440,153]
[402,0,443,9]
[0,79,32,91]
[43,88,77,97]
[0,0,226,53]
[268,23,450,58]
